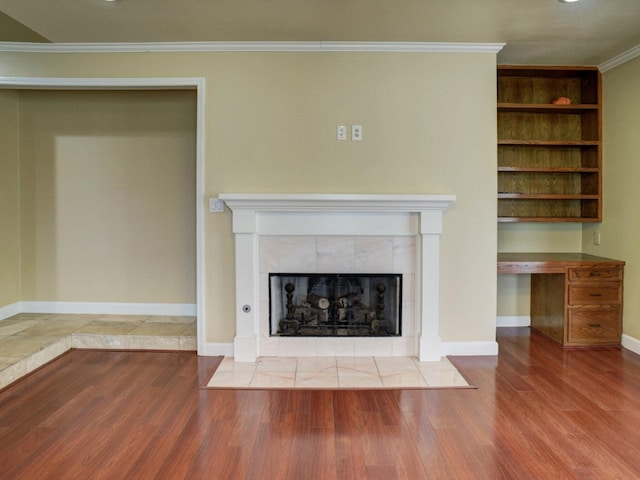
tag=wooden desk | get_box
[498,253,625,347]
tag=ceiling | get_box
[1,0,640,65]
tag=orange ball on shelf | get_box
[552,96,572,105]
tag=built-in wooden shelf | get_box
[497,65,602,223]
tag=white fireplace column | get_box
[230,209,261,362]
[417,210,445,361]
[220,194,455,362]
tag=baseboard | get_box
[200,342,234,357]
[622,334,640,356]
[19,301,197,316]
[0,302,22,321]
[440,341,499,356]
[497,315,531,327]
[200,341,499,358]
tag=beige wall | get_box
[19,90,197,303]
[0,50,498,345]
[0,90,21,308]
[583,57,640,339]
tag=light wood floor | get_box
[2,327,640,479]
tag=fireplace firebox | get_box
[269,273,402,337]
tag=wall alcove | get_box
[0,77,207,353]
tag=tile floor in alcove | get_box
[0,313,196,390]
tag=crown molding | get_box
[600,43,640,72]
[0,41,504,54]
[0,76,205,89]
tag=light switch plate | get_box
[209,198,224,213]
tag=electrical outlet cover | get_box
[352,125,363,141]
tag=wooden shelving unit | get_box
[497,66,602,222]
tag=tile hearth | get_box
[0,313,196,390]
[207,355,471,389]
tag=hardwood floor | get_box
[2,328,640,479]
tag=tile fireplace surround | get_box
[219,194,455,362]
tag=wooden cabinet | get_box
[565,265,623,346]
[498,253,624,347]
[497,66,602,222]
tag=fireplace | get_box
[269,273,402,337]
[219,193,455,362]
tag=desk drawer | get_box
[568,285,621,305]
[568,308,621,344]
[568,266,623,283]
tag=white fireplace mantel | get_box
[219,193,455,362]
[219,193,455,212]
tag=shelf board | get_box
[498,103,598,113]
[497,194,600,200]
[497,65,600,76]
[498,167,599,173]
[498,216,600,223]
[498,140,599,146]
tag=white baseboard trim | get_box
[200,341,500,358]
[622,334,640,356]
[200,342,234,357]
[0,302,22,321]
[19,301,197,316]
[497,315,531,327]
[440,341,499,356]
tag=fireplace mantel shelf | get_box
[218,193,456,212]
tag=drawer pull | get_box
[589,293,603,297]
[588,323,602,328]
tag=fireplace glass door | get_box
[269,273,402,337]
